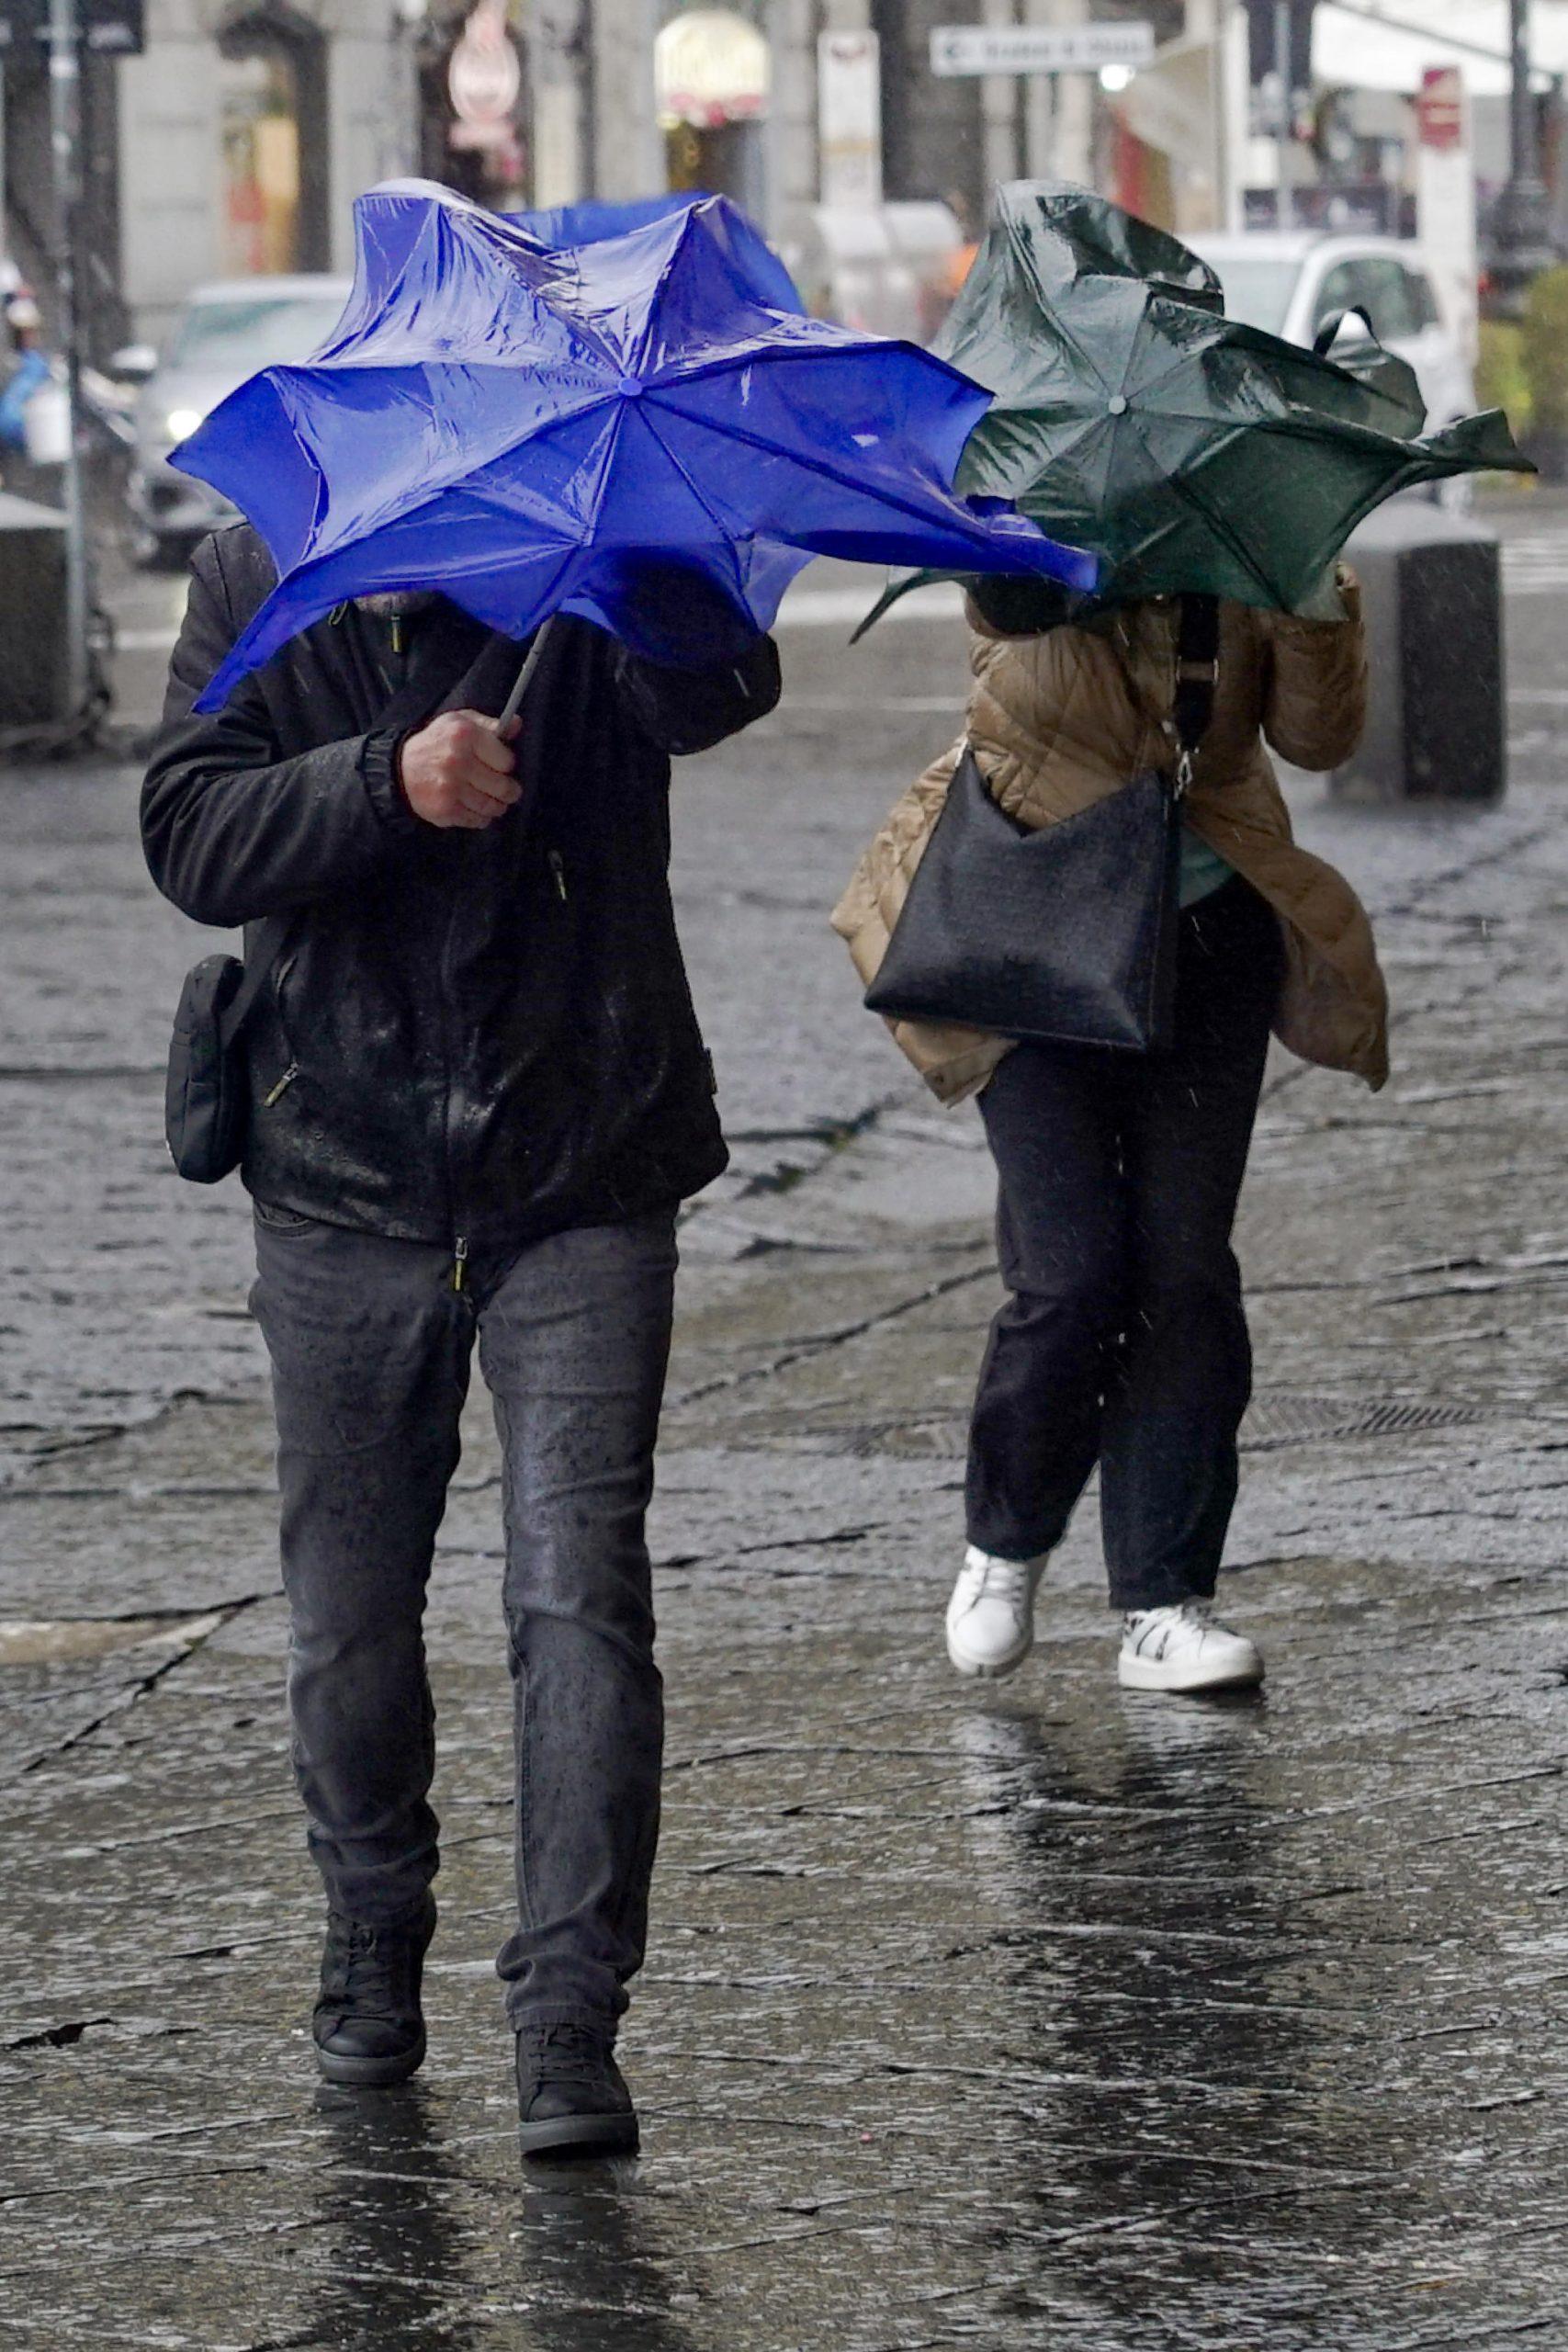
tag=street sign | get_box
[818,28,882,208]
[930,21,1154,78]
[0,0,143,53]
[1417,64,1464,153]
[447,0,521,129]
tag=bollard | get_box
[0,491,71,731]
[1331,503,1506,805]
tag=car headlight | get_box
[165,407,204,444]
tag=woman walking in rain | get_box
[834,566,1387,1694]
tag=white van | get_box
[1187,232,1475,434]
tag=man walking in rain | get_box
[142,528,779,2155]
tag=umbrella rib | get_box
[645,371,1054,555]
[629,406,747,555]
[300,379,628,555]
[967,202,1120,401]
[300,394,626,577]
[967,401,1115,503]
[1118,408,1283,602]
[624,203,706,378]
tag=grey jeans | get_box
[249,1204,679,2032]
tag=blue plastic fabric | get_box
[175,179,1094,710]
[510,189,807,315]
[0,348,51,451]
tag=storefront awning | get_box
[655,8,771,130]
[1314,1,1568,97]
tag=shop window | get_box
[219,8,330,277]
[655,8,769,214]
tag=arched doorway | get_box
[655,8,770,215]
[218,6,330,277]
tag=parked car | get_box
[113,275,351,568]
[1187,233,1474,434]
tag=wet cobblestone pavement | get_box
[3,536,1566,2347]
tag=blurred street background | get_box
[5,3,1568,2348]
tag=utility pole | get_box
[1271,0,1292,230]
[1209,0,1233,234]
[46,0,91,719]
[1491,0,1555,315]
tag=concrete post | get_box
[589,0,662,201]
[0,492,71,729]
[529,0,589,203]
[981,0,1023,197]
[763,0,822,249]
[1332,505,1506,806]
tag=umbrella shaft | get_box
[500,617,556,728]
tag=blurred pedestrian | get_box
[142,526,779,2153]
[0,291,51,481]
[834,569,1385,1694]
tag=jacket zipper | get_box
[548,850,568,900]
[265,955,301,1106]
[437,862,466,1277]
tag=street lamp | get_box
[1491,0,1557,315]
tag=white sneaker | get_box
[1117,1600,1264,1693]
[945,1545,1047,1679]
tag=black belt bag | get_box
[864,594,1220,1054]
[164,919,293,1184]
[163,636,497,1185]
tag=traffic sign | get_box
[930,21,1154,78]
[1417,64,1465,154]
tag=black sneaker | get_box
[515,2019,639,2157]
[312,1892,436,2087]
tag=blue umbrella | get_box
[175,180,1093,712]
[511,187,807,315]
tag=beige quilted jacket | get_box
[831,584,1389,1104]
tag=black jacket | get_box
[142,526,781,1253]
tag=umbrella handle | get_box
[498,616,556,729]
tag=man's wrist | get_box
[360,728,420,835]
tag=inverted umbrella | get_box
[511,187,806,318]
[175,180,1094,711]
[863,180,1525,628]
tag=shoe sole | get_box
[946,1628,1032,1680]
[314,2030,427,2087]
[1117,1654,1264,1693]
[518,2111,640,2159]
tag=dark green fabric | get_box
[862,181,1528,632]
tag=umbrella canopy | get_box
[176,180,1094,711]
[920,180,1527,616]
[511,189,805,320]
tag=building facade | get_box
[17,0,1488,355]
[116,0,417,339]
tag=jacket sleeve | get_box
[1260,567,1368,772]
[140,536,414,930]
[614,634,782,757]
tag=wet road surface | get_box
[2,505,1565,2347]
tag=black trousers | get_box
[965,878,1283,1611]
[250,1207,677,2032]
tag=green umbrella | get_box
[861,181,1527,633]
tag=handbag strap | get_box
[1170,593,1221,794]
[216,612,503,1057]
[216,912,294,1053]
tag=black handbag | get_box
[864,595,1220,1053]
[163,624,504,1185]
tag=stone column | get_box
[588,0,662,200]
[763,0,824,252]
